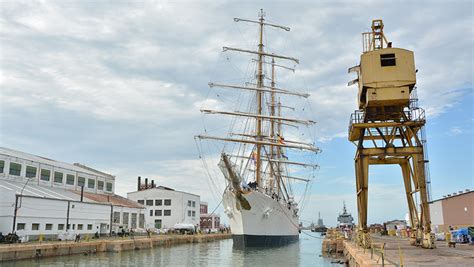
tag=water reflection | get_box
[3,232,336,266]
[231,241,300,267]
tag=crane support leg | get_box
[355,155,371,248]
[400,160,419,246]
[412,153,436,248]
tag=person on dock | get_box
[75,233,81,243]
[146,228,151,238]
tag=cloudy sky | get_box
[1,0,472,226]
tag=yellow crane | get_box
[348,20,435,249]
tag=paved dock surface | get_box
[373,235,473,266]
[344,235,474,266]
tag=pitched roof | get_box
[71,190,144,209]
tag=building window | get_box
[58,224,65,230]
[26,166,37,178]
[149,210,153,216]
[32,223,40,231]
[164,210,171,216]
[97,181,104,190]
[188,200,192,207]
[192,201,195,207]
[40,169,51,181]
[155,199,162,206]
[131,213,137,228]
[139,214,145,228]
[155,210,162,216]
[188,210,191,216]
[45,224,53,230]
[66,174,75,185]
[17,223,25,230]
[78,224,83,230]
[138,200,144,205]
[123,213,129,226]
[106,182,113,192]
[88,179,95,189]
[54,172,63,183]
[380,53,396,67]
[67,224,71,230]
[78,176,86,187]
[9,162,22,176]
[192,211,196,217]
[113,212,120,223]
[72,224,75,230]
[0,160,4,173]
[164,199,171,206]
[87,224,93,230]
[146,200,153,206]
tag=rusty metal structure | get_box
[348,19,435,249]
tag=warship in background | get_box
[337,202,354,228]
[311,212,327,233]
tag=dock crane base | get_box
[351,118,436,249]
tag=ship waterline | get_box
[223,189,300,247]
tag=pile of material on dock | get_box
[321,228,346,257]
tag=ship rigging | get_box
[195,9,320,247]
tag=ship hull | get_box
[223,189,299,248]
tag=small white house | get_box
[127,182,200,230]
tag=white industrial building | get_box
[0,147,145,241]
[127,179,200,230]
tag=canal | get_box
[3,232,338,266]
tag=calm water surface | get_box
[3,232,338,267]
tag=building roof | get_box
[0,179,142,209]
[128,185,200,198]
[385,219,407,224]
[429,189,473,203]
[70,191,144,209]
[0,179,81,201]
[0,147,115,179]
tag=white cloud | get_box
[448,126,463,136]
[0,0,472,226]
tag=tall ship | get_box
[196,10,320,248]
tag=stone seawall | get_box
[0,233,231,262]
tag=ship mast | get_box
[196,10,320,194]
[269,57,276,192]
[255,9,264,187]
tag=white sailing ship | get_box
[196,10,320,248]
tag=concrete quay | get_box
[0,233,231,262]
[343,235,474,267]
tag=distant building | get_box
[127,178,200,230]
[384,219,407,231]
[429,189,473,233]
[199,202,220,231]
[0,147,145,240]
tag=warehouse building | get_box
[0,147,145,240]
[127,178,200,230]
[430,189,473,233]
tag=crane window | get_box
[380,53,396,66]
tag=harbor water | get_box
[2,232,338,266]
